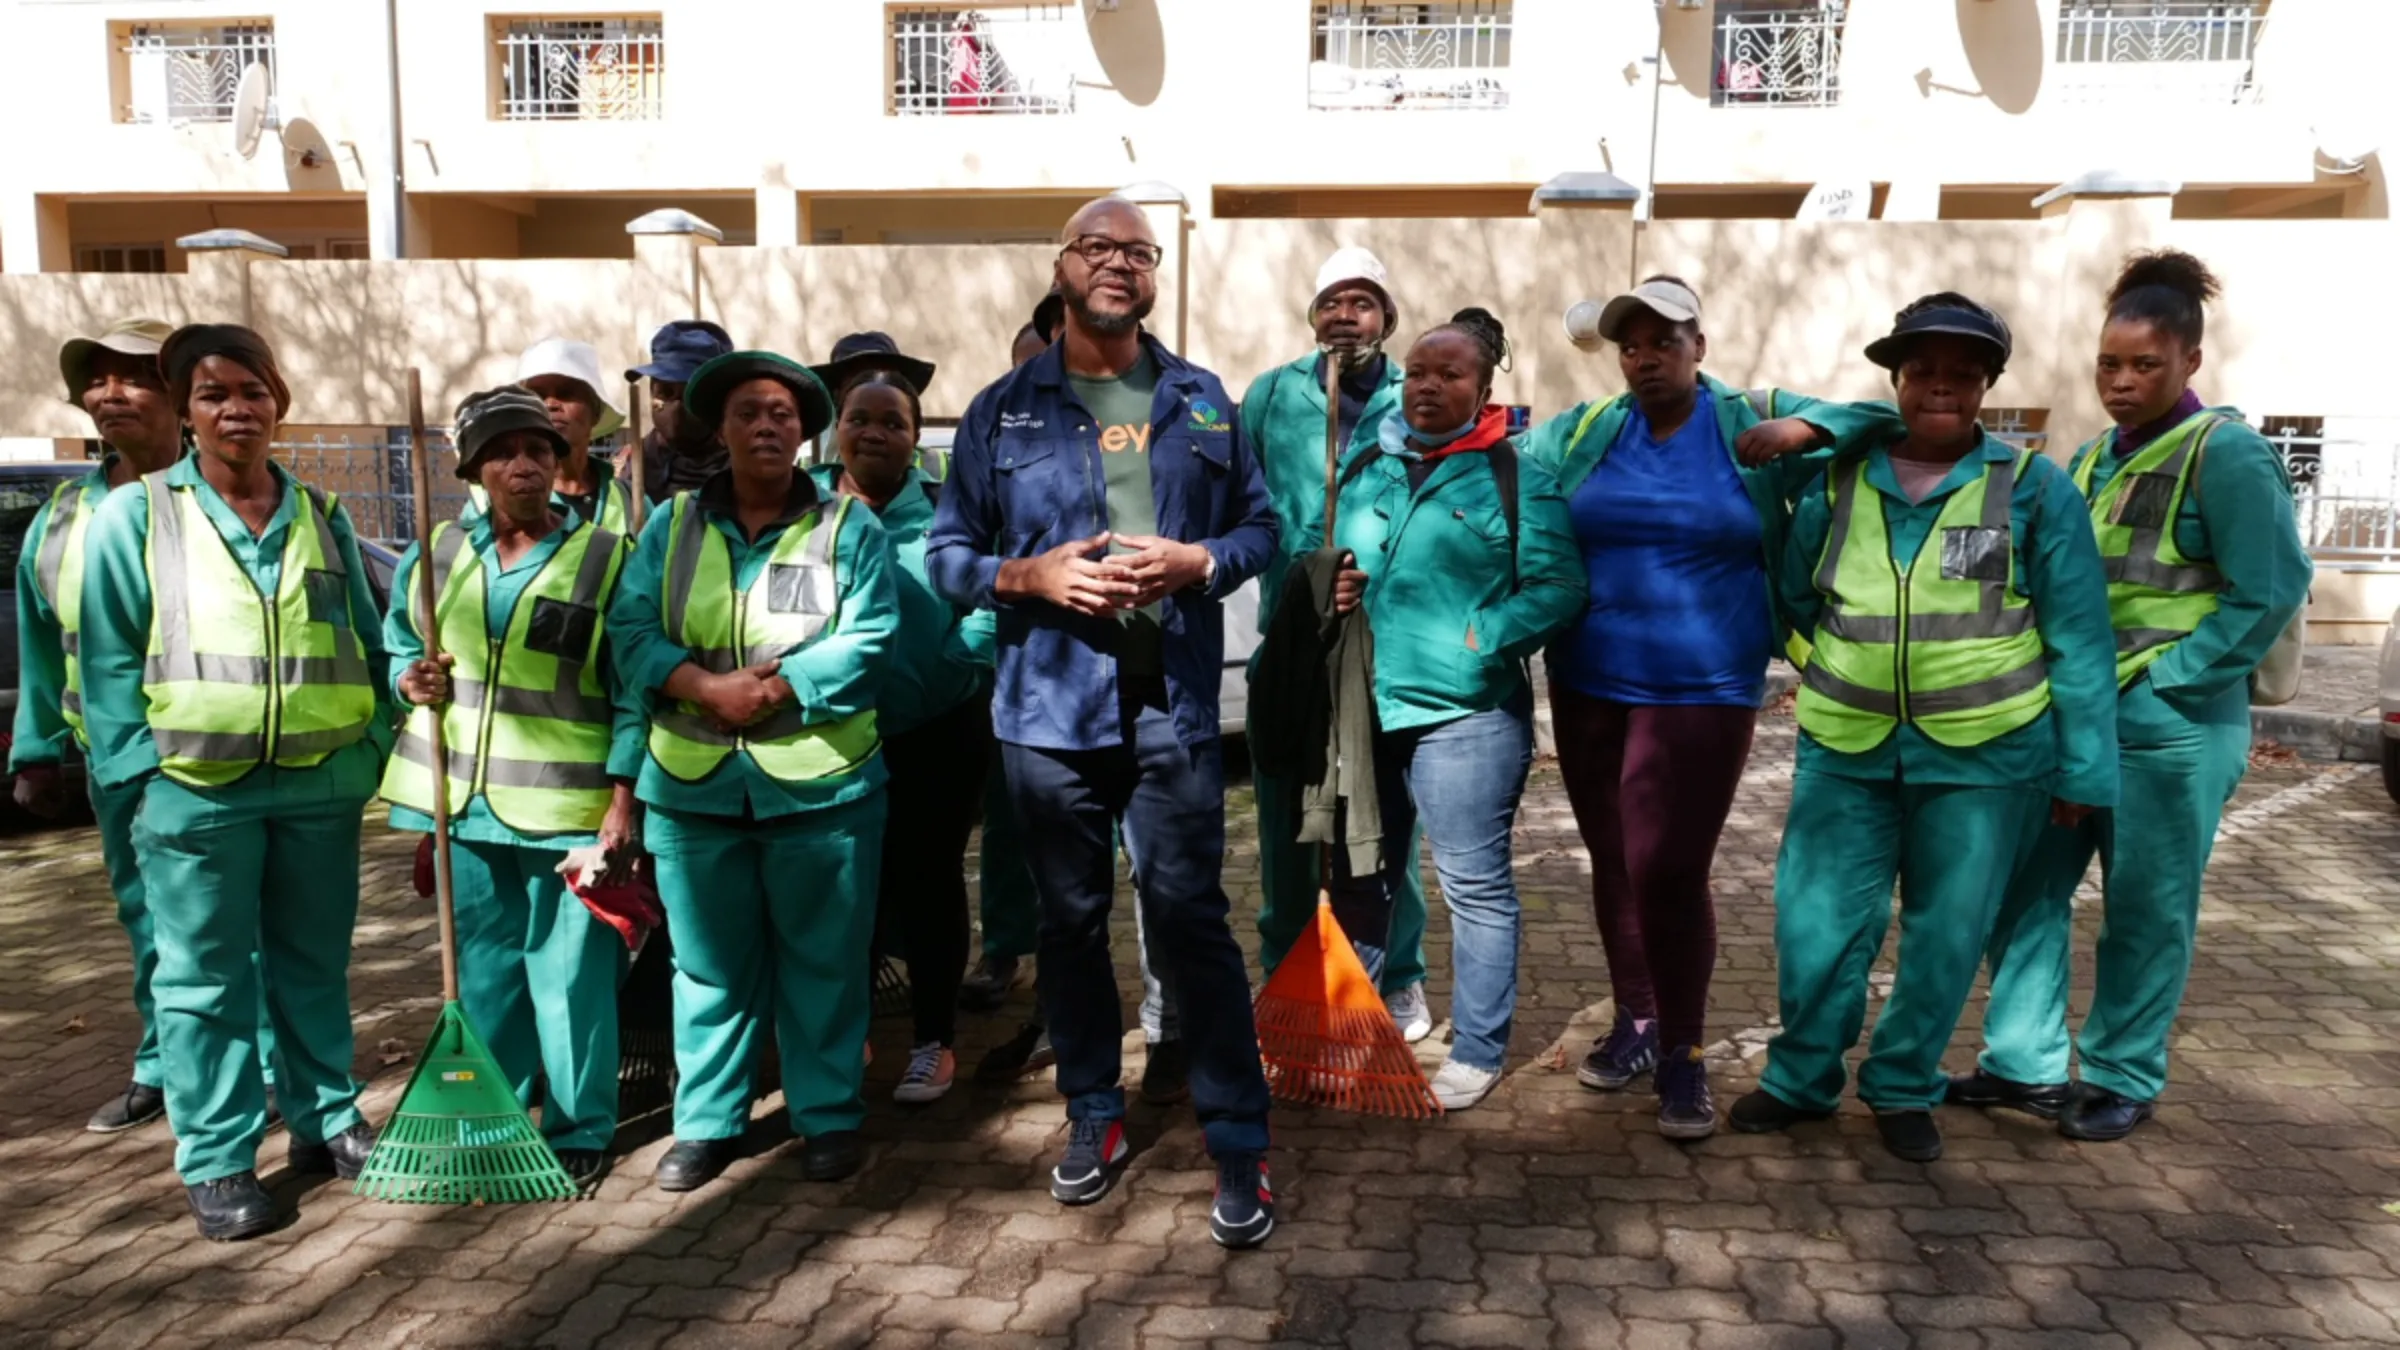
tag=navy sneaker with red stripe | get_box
[1210,1153,1274,1249]
[1050,1117,1129,1205]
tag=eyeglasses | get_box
[1060,234,1164,273]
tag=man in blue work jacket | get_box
[928,195,1279,1250]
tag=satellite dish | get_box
[1797,179,1872,222]
[231,62,274,160]
[1563,299,1608,353]
[2315,122,2380,175]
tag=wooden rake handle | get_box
[406,369,461,1004]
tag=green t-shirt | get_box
[1070,352,1165,677]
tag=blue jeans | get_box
[1329,698,1535,1072]
[1002,697,1271,1157]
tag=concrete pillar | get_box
[2033,172,2177,436]
[627,208,721,361]
[756,164,801,248]
[1119,180,1189,356]
[1530,172,1640,418]
[2,193,71,274]
[174,228,290,331]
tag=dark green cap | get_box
[685,350,835,441]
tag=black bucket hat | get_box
[810,331,936,401]
[452,385,568,480]
[684,351,835,441]
[1030,287,1067,343]
[1863,293,2013,378]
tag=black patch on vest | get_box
[766,564,820,615]
[1940,527,2011,583]
[2111,472,2179,530]
[303,569,350,629]
[526,599,598,660]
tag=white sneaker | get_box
[893,1042,956,1104]
[1384,982,1433,1044]
[1430,1058,1500,1111]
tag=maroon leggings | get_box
[1552,687,1756,1050]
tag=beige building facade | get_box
[3,0,2398,634]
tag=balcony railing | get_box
[119,23,276,125]
[890,6,1083,116]
[1308,2,1512,112]
[1713,5,1845,108]
[496,17,665,121]
[2054,2,2265,105]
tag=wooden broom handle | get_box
[406,369,461,1004]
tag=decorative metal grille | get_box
[1981,408,2051,454]
[1713,3,1845,107]
[2054,2,2266,104]
[1308,2,1513,111]
[890,6,1082,116]
[120,23,276,125]
[496,17,665,121]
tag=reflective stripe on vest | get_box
[34,477,98,739]
[1796,449,2052,752]
[141,474,377,787]
[468,475,631,535]
[2071,411,2227,687]
[381,520,625,832]
[645,493,879,784]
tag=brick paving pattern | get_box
[6,711,2400,1347]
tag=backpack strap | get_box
[1335,436,1522,584]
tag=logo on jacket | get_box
[1187,399,1230,433]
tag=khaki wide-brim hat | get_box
[58,317,174,405]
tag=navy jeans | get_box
[1002,697,1272,1158]
[1329,696,1535,1072]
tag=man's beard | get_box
[1067,286,1155,336]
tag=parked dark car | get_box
[1,461,100,812]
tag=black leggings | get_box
[874,694,991,1047]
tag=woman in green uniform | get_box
[381,385,643,1186]
[1729,295,2119,1163]
[1319,309,1586,1111]
[609,351,900,1193]
[807,357,993,1103]
[1956,252,2311,1140]
[78,324,392,1240]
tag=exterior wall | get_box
[8,0,2394,271]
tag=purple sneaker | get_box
[1655,1046,1717,1140]
[1577,1011,1659,1091]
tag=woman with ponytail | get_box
[1312,308,1584,1109]
[1955,251,2311,1142]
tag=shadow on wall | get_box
[1086,0,1166,108]
[1956,0,2044,115]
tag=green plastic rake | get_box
[354,370,577,1206]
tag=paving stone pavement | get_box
[7,710,2400,1349]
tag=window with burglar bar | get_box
[1308,2,1512,111]
[1713,1,1845,108]
[493,16,665,121]
[114,21,276,125]
[889,6,1083,116]
[2054,2,2268,104]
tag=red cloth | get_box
[413,833,435,897]
[1415,405,1514,466]
[571,856,664,952]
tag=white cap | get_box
[1307,246,1397,327]
[514,337,626,439]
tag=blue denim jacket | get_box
[928,335,1279,750]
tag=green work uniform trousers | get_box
[137,772,368,1184]
[649,791,885,1141]
[91,774,280,1093]
[1979,691,2249,1102]
[1254,761,1429,994]
[1760,770,2048,1114]
[450,839,625,1152]
[977,753,1040,961]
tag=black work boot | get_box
[87,1081,166,1134]
[803,1130,865,1182]
[186,1172,277,1242]
[1945,1069,2072,1120]
[287,1122,378,1179]
[1873,1109,1944,1162]
[655,1137,741,1192]
[1728,1089,1834,1134]
[2058,1087,2156,1142]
